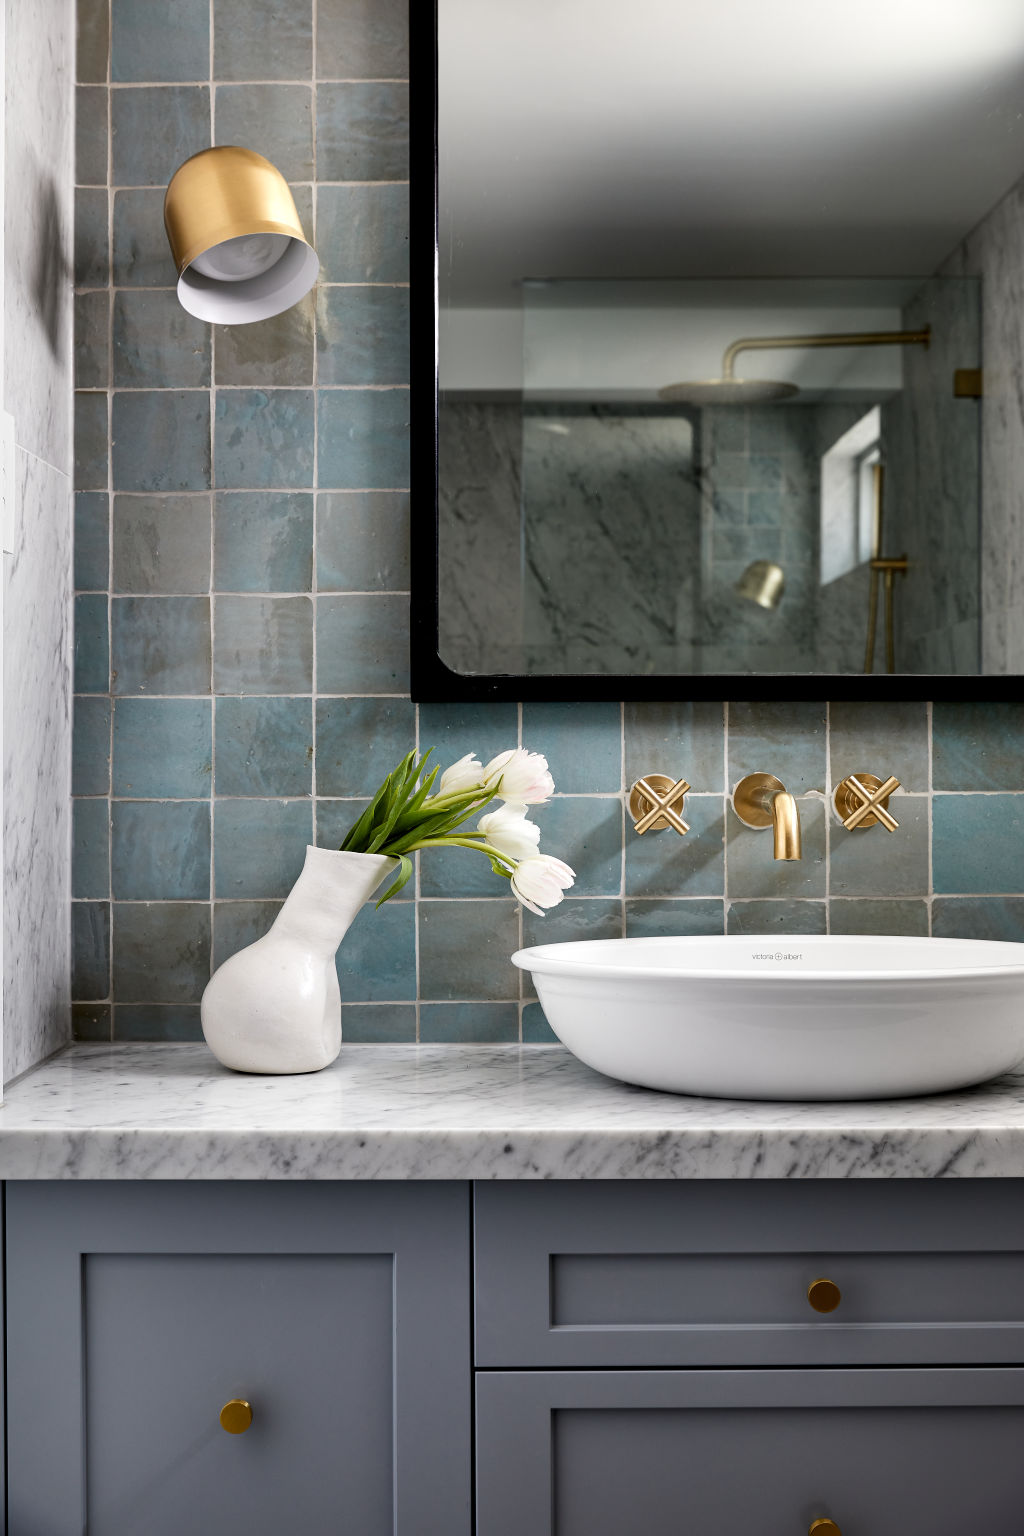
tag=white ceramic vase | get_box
[201,846,396,1074]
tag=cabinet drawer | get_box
[476,1367,1024,1536]
[475,1180,1024,1367]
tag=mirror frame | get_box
[410,6,1006,704]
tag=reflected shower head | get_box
[659,377,798,406]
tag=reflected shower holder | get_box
[629,775,690,836]
[834,773,900,832]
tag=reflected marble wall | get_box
[3,0,75,1081]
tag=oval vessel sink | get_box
[511,934,1024,1101]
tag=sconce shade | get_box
[164,146,318,324]
[735,560,785,609]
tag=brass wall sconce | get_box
[164,146,319,324]
[834,773,900,832]
[629,775,690,836]
[735,559,785,610]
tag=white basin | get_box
[511,934,1024,1101]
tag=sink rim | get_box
[511,933,1024,985]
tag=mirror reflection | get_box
[433,0,1024,689]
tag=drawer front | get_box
[475,1180,1024,1366]
[476,1367,1024,1536]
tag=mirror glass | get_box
[428,0,1024,696]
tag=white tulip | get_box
[510,855,575,915]
[483,748,554,805]
[478,803,541,861]
[438,753,484,795]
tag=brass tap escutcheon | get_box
[629,775,690,836]
[807,1277,842,1313]
[809,1520,842,1536]
[219,1399,254,1434]
[834,773,900,832]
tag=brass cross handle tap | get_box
[628,774,690,836]
[834,772,900,832]
[809,1521,842,1536]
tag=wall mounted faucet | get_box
[733,773,802,861]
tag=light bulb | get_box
[191,232,291,283]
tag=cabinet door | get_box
[6,1181,470,1536]
[476,1367,1024,1536]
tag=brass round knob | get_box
[809,1520,842,1536]
[807,1277,841,1313]
[219,1398,253,1434]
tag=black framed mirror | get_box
[412,0,1024,702]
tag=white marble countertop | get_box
[1,1043,1024,1180]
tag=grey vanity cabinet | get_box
[5,1181,471,1536]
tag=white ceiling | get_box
[439,0,1024,304]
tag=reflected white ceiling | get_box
[439,0,1024,303]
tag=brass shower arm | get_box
[720,327,931,381]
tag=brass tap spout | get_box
[733,773,802,861]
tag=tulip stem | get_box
[396,834,516,873]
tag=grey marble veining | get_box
[3,1043,1024,1180]
[3,449,73,1083]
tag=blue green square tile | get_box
[215,84,313,180]
[315,799,370,852]
[624,702,725,794]
[932,897,1024,942]
[214,0,312,79]
[417,703,518,776]
[520,703,621,795]
[829,795,928,897]
[727,701,827,794]
[420,1003,518,1044]
[316,185,409,283]
[933,795,1024,893]
[316,287,409,386]
[114,1005,204,1042]
[315,697,416,796]
[625,898,725,938]
[75,493,109,590]
[316,594,408,693]
[418,900,520,1001]
[73,1004,112,1041]
[213,596,313,694]
[216,697,312,797]
[75,595,109,693]
[522,1002,557,1043]
[113,291,211,389]
[215,390,314,489]
[72,901,110,999]
[829,701,929,792]
[75,189,109,288]
[112,801,211,900]
[112,902,212,1004]
[341,1004,416,1043]
[73,798,110,899]
[111,597,211,694]
[317,83,409,180]
[531,797,622,898]
[214,800,313,898]
[317,0,408,77]
[726,796,825,898]
[829,899,929,936]
[726,899,827,935]
[111,0,209,80]
[75,392,108,489]
[78,0,110,83]
[75,291,109,389]
[933,703,1024,791]
[748,490,782,525]
[336,898,416,1001]
[213,901,283,970]
[317,389,409,489]
[213,297,315,389]
[418,842,513,901]
[213,493,313,592]
[112,495,212,593]
[316,492,410,592]
[111,86,210,186]
[113,190,177,286]
[112,392,211,492]
[113,699,212,798]
[625,795,725,897]
[73,697,112,795]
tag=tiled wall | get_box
[72,0,1024,1047]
